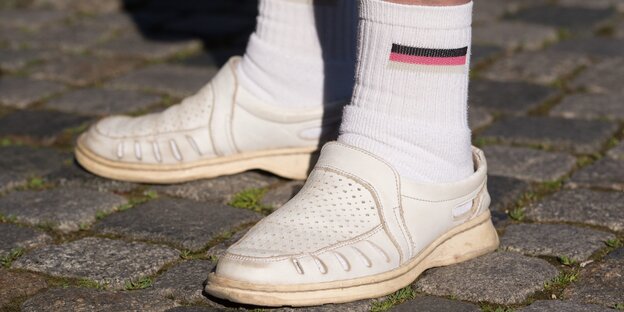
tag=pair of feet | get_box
[75,57,499,307]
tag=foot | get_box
[75,57,343,183]
[204,142,499,307]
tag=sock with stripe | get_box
[339,0,474,183]
[238,0,357,109]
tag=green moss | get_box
[544,271,579,291]
[606,238,622,249]
[508,207,525,222]
[124,276,153,290]
[1,248,24,268]
[228,188,272,214]
[370,286,416,312]
[557,255,576,266]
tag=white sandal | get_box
[205,142,499,307]
[75,57,343,183]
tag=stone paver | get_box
[154,172,280,203]
[551,38,624,60]
[95,33,201,61]
[500,223,615,262]
[0,110,91,142]
[0,145,67,192]
[0,223,52,257]
[21,288,178,312]
[518,300,613,312]
[471,45,502,66]
[0,187,127,232]
[13,237,179,289]
[414,251,559,305]
[526,189,624,231]
[0,77,66,109]
[165,307,222,312]
[482,51,591,85]
[0,9,68,30]
[481,116,619,154]
[46,88,162,115]
[571,58,624,94]
[487,175,530,212]
[563,255,624,308]
[469,80,556,114]
[508,5,615,30]
[483,145,576,182]
[557,0,624,11]
[472,21,558,51]
[0,48,53,72]
[0,269,48,308]
[45,162,137,193]
[468,105,494,130]
[21,23,115,52]
[390,296,480,312]
[261,181,303,209]
[30,54,138,87]
[551,93,624,121]
[276,300,373,312]
[568,158,624,191]
[607,141,624,160]
[95,198,261,251]
[152,260,214,303]
[108,64,218,98]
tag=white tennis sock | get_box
[339,0,474,183]
[237,0,357,109]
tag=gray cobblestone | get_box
[95,198,261,251]
[0,223,52,257]
[0,48,53,72]
[0,110,91,142]
[154,172,280,203]
[526,189,624,231]
[109,64,218,98]
[46,88,162,115]
[571,58,624,94]
[46,162,137,193]
[552,38,624,60]
[468,106,494,130]
[550,93,624,121]
[518,300,612,312]
[482,51,591,85]
[13,237,179,289]
[414,251,559,305]
[95,33,201,61]
[152,260,214,303]
[21,288,178,312]
[483,145,576,182]
[606,141,624,160]
[473,21,558,51]
[0,145,67,192]
[20,22,115,52]
[568,158,624,191]
[508,5,615,31]
[391,296,480,312]
[30,54,139,87]
[469,80,556,114]
[0,269,48,308]
[487,175,530,212]
[500,223,614,262]
[481,116,619,154]
[557,0,624,11]
[0,9,68,30]
[0,77,65,109]
[563,256,624,308]
[0,187,127,232]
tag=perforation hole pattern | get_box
[230,169,380,257]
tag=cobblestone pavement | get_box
[1,0,623,311]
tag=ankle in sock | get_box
[339,0,474,183]
[238,0,358,109]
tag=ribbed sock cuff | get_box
[359,0,473,29]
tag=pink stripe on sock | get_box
[389,52,466,66]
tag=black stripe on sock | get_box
[391,44,468,58]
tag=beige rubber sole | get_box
[75,136,317,184]
[204,212,499,307]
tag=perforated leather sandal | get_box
[205,142,499,307]
[75,57,343,183]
